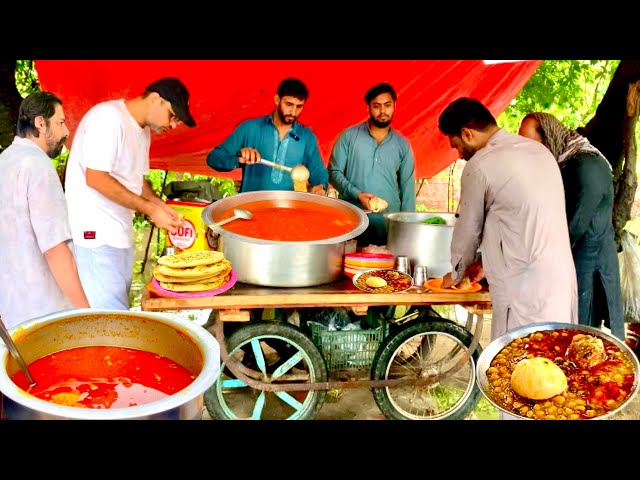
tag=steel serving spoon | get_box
[0,314,36,386]
[206,208,253,231]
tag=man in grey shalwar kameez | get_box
[438,98,578,341]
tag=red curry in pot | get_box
[10,345,195,409]
[214,200,358,242]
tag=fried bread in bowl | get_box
[476,323,639,420]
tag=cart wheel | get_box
[205,321,328,420]
[370,319,482,420]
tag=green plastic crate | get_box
[308,321,388,370]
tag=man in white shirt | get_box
[65,78,196,309]
[0,92,89,329]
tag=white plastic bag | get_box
[619,231,640,323]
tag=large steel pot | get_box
[202,191,368,287]
[384,212,457,278]
[0,309,221,420]
[476,322,640,420]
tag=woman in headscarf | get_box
[519,112,624,340]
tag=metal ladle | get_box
[257,159,310,186]
[0,314,36,386]
[206,207,253,231]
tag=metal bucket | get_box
[201,191,368,287]
[0,309,221,420]
[384,212,457,278]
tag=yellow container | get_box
[165,200,217,253]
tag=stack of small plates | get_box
[343,252,396,279]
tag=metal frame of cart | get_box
[141,278,491,420]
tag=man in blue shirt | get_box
[328,82,416,246]
[206,77,328,194]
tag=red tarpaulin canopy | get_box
[35,60,541,180]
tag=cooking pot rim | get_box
[0,308,220,420]
[384,211,457,224]
[202,190,369,244]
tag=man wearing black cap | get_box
[64,77,197,310]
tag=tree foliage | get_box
[15,60,40,97]
[498,60,620,133]
[498,60,640,242]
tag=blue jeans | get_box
[75,244,134,310]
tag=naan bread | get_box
[366,277,387,288]
[510,357,568,400]
[158,250,225,268]
[369,196,388,213]
[153,265,230,284]
[160,274,231,292]
[156,260,231,278]
[449,276,472,290]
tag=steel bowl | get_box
[0,309,221,420]
[476,322,640,420]
[201,191,368,287]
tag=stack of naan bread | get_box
[154,250,232,292]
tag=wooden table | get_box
[141,278,491,321]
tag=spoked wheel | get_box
[370,319,482,420]
[205,321,328,420]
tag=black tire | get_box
[205,321,328,420]
[370,318,482,420]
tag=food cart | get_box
[142,189,491,420]
[141,278,491,420]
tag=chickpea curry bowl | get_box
[476,323,640,420]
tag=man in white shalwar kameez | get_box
[438,97,577,341]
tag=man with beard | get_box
[206,77,328,194]
[0,92,90,329]
[438,97,578,342]
[65,78,195,310]
[328,82,416,246]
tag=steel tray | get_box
[476,322,640,420]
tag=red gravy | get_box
[10,345,196,409]
[214,199,358,241]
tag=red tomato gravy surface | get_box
[215,200,358,241]
[10,346,196,409]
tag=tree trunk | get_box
[580,60,640,250]
[0,59,22,150]
[612,82,640,247]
